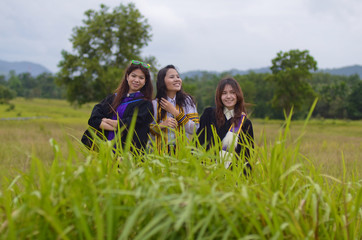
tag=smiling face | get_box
[221,84,237,110]
[127,69,146,93]
[164,68,182,95]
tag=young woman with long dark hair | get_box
[150,65,199,151]
[197,77,254,170]
[82,60,154,151]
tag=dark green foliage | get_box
[183,69,361,120]
[267,49,318,117]
[0,72,64,100]
[7,70,22,96]
[36,73,64,99]
[311,73,360,119]
[56,3,155,105]
[0,75,6,85]
[347,81,362,119]
[183,72,220,113]
[0,84,16,104]
[18,72,37,98]
[234,72,283,119]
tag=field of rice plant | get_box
[0,98,361,239]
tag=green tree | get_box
[268,49,317,117]
[0,75,6,86]
[235,72,282,119]
[315,82,349,118]
[347,81,362,119]
[7,71,23,96]
[57,3,155,105]
[18,73,36,98]
[0,85,16,104]
[37,73,64,99]
[311,73,360,119]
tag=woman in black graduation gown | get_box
[82,60,154,151]
[197,77,254,170]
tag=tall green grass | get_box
[0,104,361,239]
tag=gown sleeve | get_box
[87,94,114,129]
[176,100,200,135]
[196,107,214,147]
[236,118,254,161]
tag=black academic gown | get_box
[197,107,254,167]
[82,94,153,151]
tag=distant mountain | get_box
[181,65,362,79]
[227,67,271,76]
[180,68,270,79]
[0,60,51,77]
[318,65,362,77]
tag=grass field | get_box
[0,98,361,239]
[0,98,93,178]
[0,98,361,179]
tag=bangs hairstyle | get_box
[111,63,153,111]
[155,65,196,121]
[215,77,246,128]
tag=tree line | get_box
[1,67,361,120]
[0,71,64,103]
[183,70,362,120]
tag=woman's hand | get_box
[160,98,179,117]
[159,117,178,129]
[99,118,118,131]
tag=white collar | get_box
[167,95,176,104]
[127,91,140,97]
[223,107,234,120]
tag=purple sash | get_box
[107,92,144,140]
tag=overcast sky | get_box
[1,0,362,73]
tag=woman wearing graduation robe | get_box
[150,65,199,152]
[82,60,154,151]
[197,77,254,170]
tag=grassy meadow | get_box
[0,98,361,239]
[1,98,361,179]
[0,98,92,177]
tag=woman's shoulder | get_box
[243,117,253,127]
[199,107,216,120]
[124,99,153,114]
[133,98,153,108]
[184,95,197,106]
[185,95,195,102]
[98,93,114,102]
[202,107,215,115]
[101,93,116,104]
[93,94,114,109]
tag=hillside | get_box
[0,60,51,77]
[319,65,362,77]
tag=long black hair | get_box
[215,77,246,128]
[155,65,195,121]
[111,62,153,111]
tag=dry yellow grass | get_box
[0,98,93,178]
[254,119,362,178]
[0,119,86,177]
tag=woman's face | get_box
[127,69,146,93]
[164,69,182,93]
[221,84,237,110]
